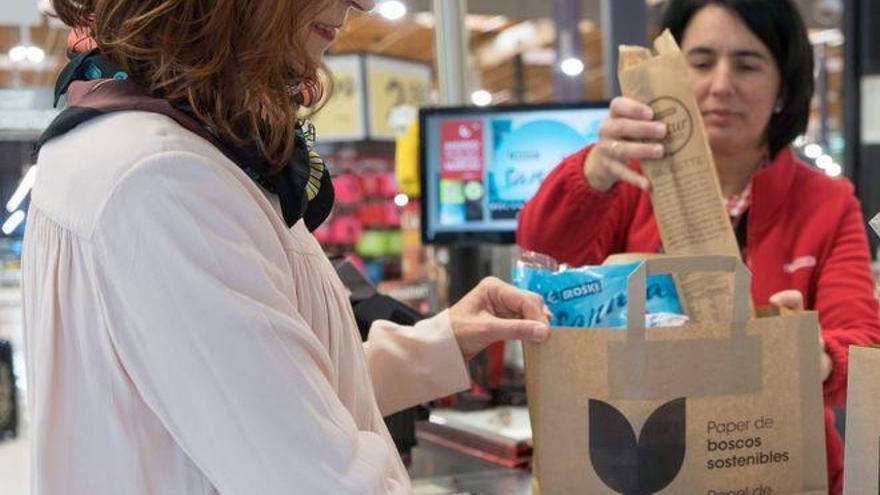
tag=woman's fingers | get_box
[483,278,548,323]
[607,160,651,191]
[584,96,664,192]
[598,139,665,162]
[600,118,667,142]
[769,290,804,311]
[609,96,654,120]
[482,317,550,343]
[584,148,652,191]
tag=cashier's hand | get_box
[769,290,833,382]
[449,277,551,362]
[583,96,667,192]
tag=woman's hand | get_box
[583,96,668,192]
[449,277,551,362]
[769,290,833,381]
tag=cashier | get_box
[518,0,880,493]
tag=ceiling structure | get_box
[0,23,64,88]
[328,11,608,104]
[391,0,840,28]
[0,0,846,108]
[325,0,842,105]
[0,0,848,219]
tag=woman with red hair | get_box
[22,2,550,494]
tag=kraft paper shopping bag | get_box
[843,345,880,494]
[525,256,827,494]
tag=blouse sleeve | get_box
[92,150,407,494]
[364,311,470,416]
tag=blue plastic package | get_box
[512,257,685,328]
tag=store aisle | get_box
[0,434,27,495]
[0,276,28,495]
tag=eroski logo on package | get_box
[545,280,602,304]
[589,398,686,494]
[512,260,684,328]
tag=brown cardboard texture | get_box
[843,345,880,494]
[524,255,827,494]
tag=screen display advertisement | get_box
[421,103,609,244]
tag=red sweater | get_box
[517,146,880,494]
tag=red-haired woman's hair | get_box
[53,0,328,169]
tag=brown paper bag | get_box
[843,346,880,494]
[618,31,749,323]
[525,255,827,494]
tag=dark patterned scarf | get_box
[36,49,334,231]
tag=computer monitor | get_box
[420,102,610,244]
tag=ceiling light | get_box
[38,0,56,15]
[804,143,823,159]
[9,46,27,63]
[816,154,833,169]
[494,22,538,51]
[2,211,25,235]
[560,57,585,77]
[377,1,407,21]
[826,163,842,177]
[6,166,37,213]
[471,89,492,107]
[26,46,45,64]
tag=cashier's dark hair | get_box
[661,0,814,159]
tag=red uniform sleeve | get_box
[516,146,641,266]
[814,190,880,407]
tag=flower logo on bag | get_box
[589,398,686,494]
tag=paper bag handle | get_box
[626,255,751,336]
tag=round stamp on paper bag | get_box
[648,96,694,155]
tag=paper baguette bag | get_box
[617,30,752,322]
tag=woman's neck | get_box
[714,147,767,197]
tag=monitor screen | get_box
[420,102,609,244]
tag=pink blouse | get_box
[22,111,470,494]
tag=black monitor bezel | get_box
[419,100,610,245]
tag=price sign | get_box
[307,54,367,142]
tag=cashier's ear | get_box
[449,277,551,362]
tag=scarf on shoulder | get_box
[36,48,334,231]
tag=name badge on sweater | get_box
[783,256,816,274]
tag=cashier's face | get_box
[305,0,376,61]
[681,5,782,158]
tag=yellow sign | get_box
[308,55,366,142]
[308,54,431,142]
[366,56,431,140]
